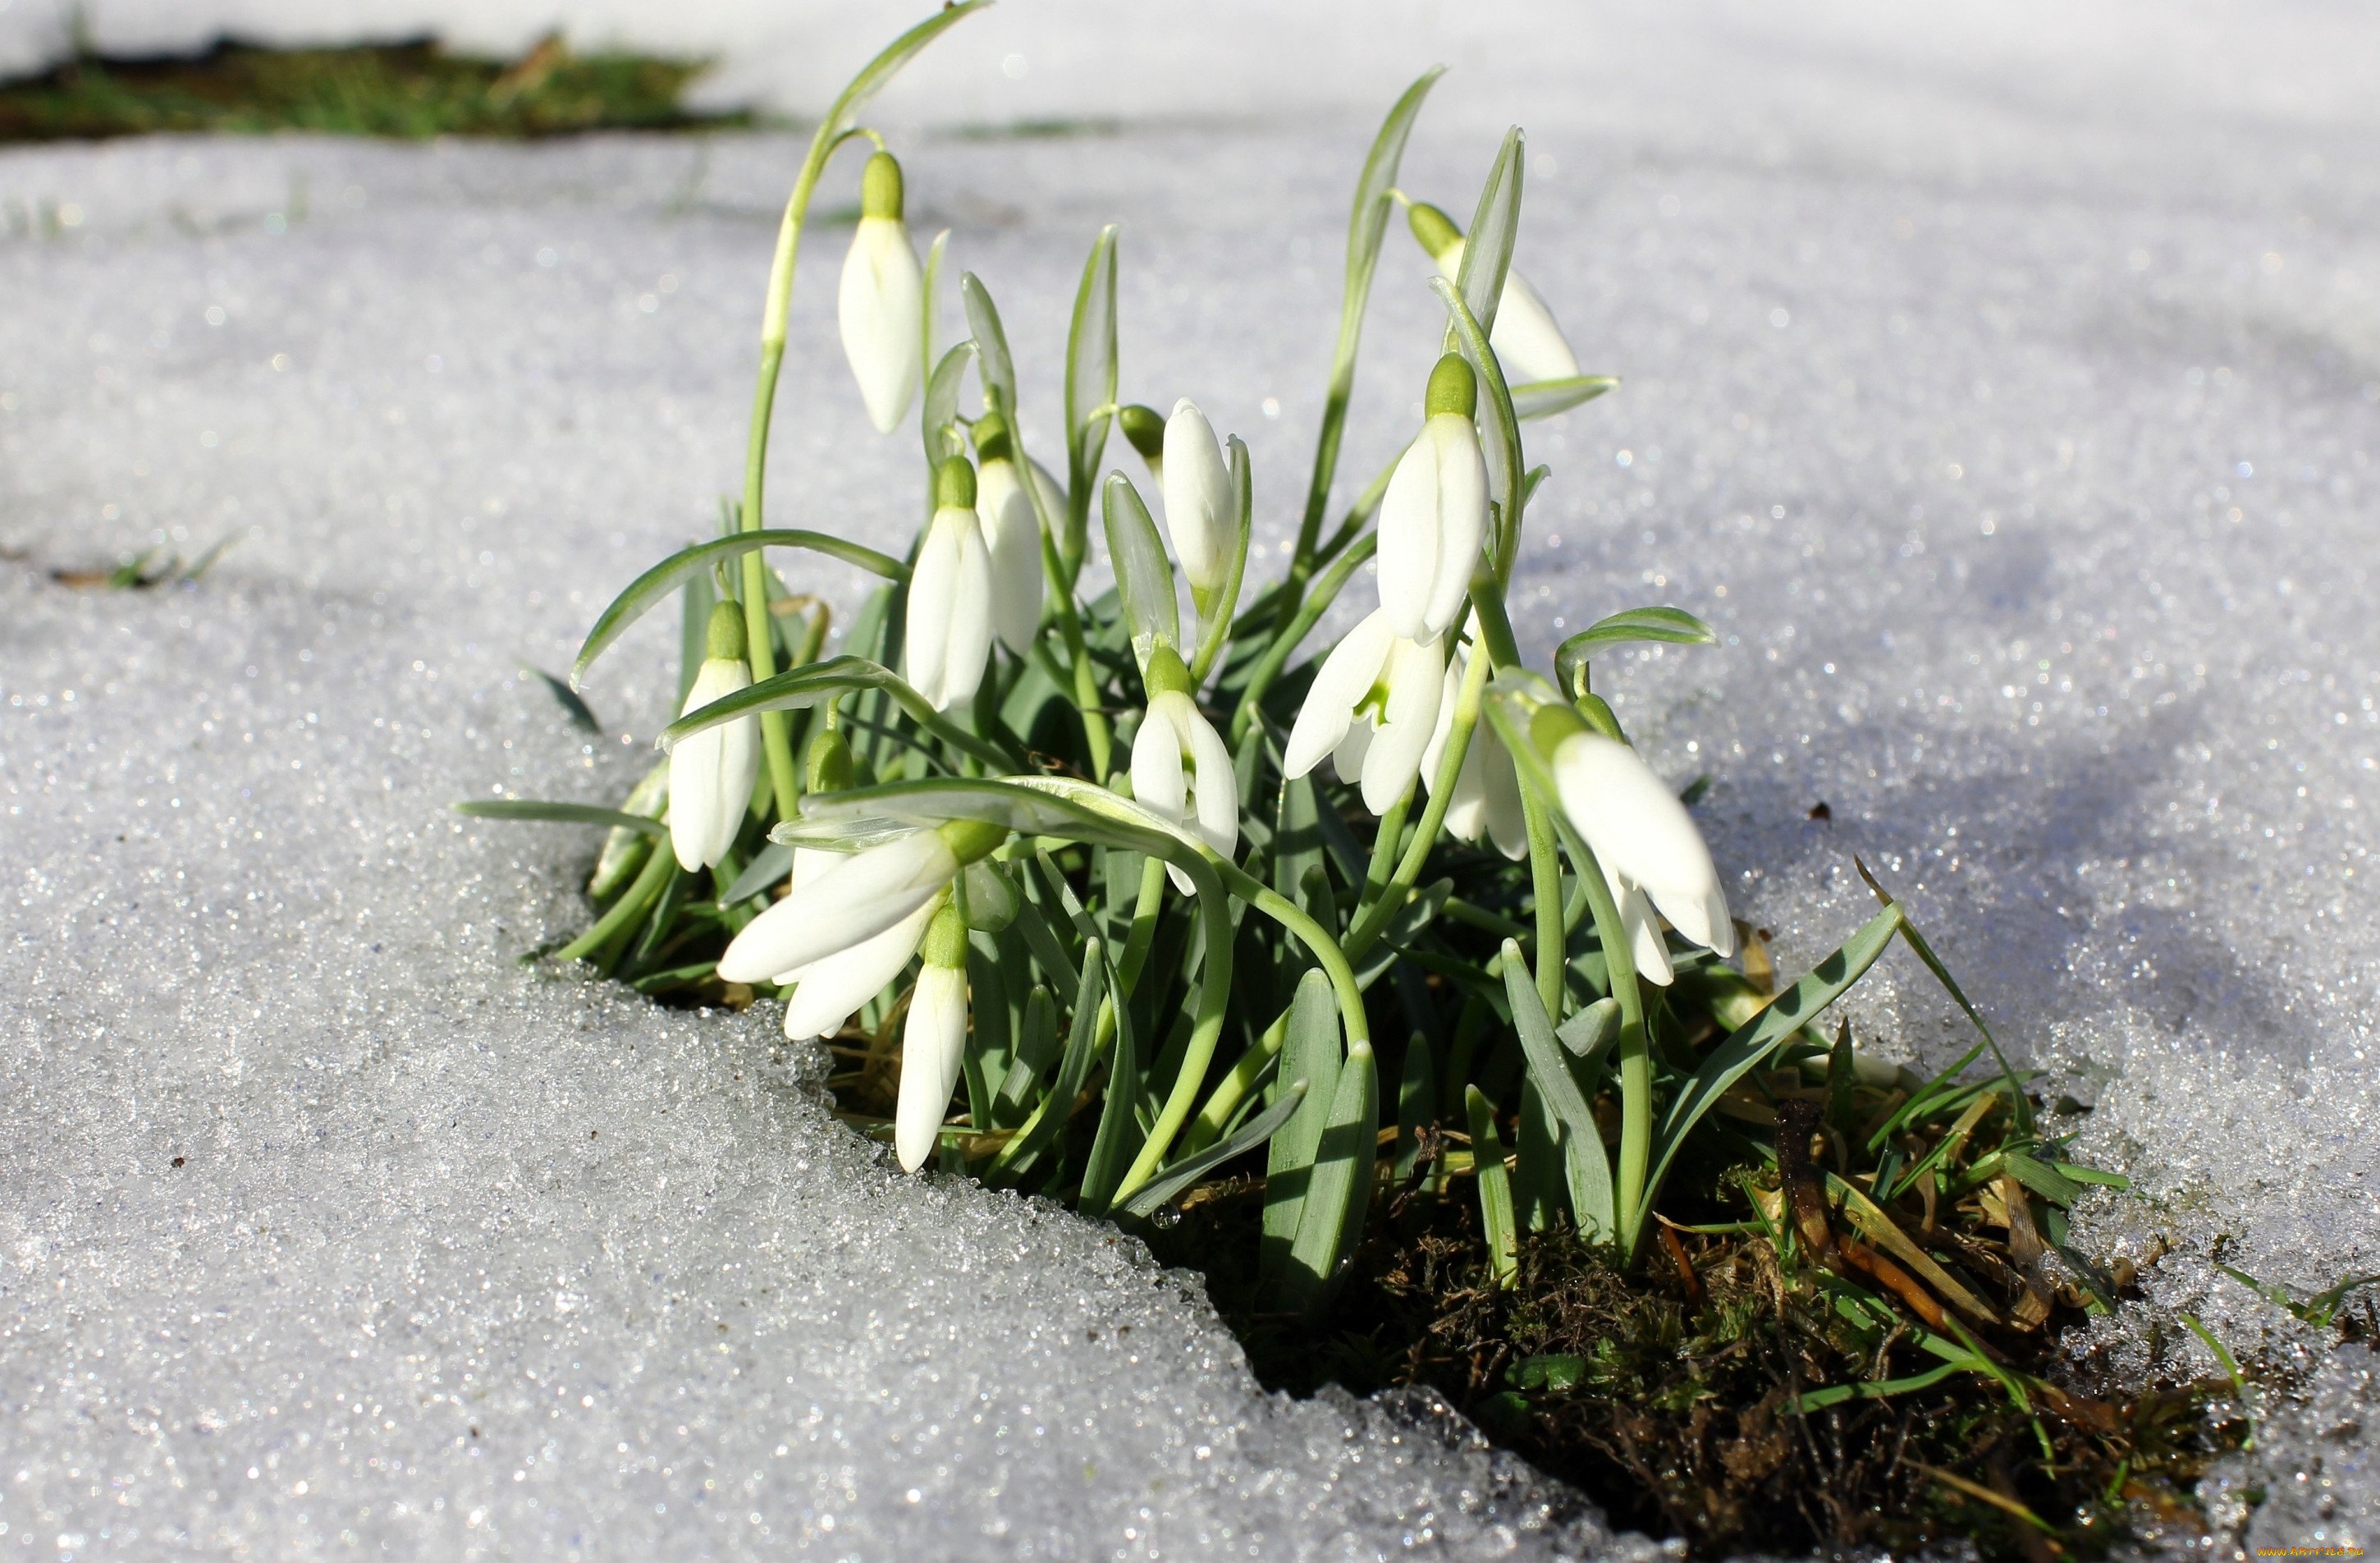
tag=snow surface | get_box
[2,2,2378,1556]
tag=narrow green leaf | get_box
[1065,225,1120,497]
[2002,1149,2085,1208]
[1352,878,1450,991]
[993,984,1061,1128]
[1468,1084,1519,1289]
[453,800,666,836]
[1079,959,1143,1217]
[1394,1029,1435,1180]
[660,657,1013,772]
[1641,901,1902,1227]
[1264,970,1343,1273]
[1117,1081,1307,1220]
[1504,941,1615,1241]
[1101,471,1181,670]
[1552,607,1718,699]
[1557,997,1619,1062]
[678,564,716,706]
[810,4,990,158]
[574,532,904,686]
[1279,1039,1378,1317]
[518,664,602,733]
[1789,1360,1974,1414]
[1512,376,1618,420]
[1454,127,1524,341]
[922,339,977,466]
[1187,435,1252,685]
[721,841,792,904]
[986,937,1108,1183]
[959,273,1018,420]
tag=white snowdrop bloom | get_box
[1550,731,1733,986]
[971,413,1046,655]
[716,827,960,985]
[1282,608,1446,815]
[1377,355,1489,644]
[895,905,973,1172]
[777,896,941,1041]
[1411,201,1581,385]
[667,603,759,873]
[1159,399,1233,597]
[904,459,995,711]
[1418,641,1526,860]
[837,151,924,434]
[1129,653,1238,891]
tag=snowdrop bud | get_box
[667,603,759,873]
[716,827,959,985]
[1549,730,1733,987]
[1408,200,1582,385]
[804,726,854,795]
[1281,608,1447,815]
[1118,403,1166,485]
[1419,644,1526,859]
[837,151,925,435]
[970,412,1047,655]
[895,903,973,1172]
[1377,355,1488,643]
[904,458,994,711]
[1159,399,1233,596]
[1130,646,1238,891]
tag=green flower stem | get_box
[1111,849,1233,1203]
[739,122,875,823]
[1211,859,1370,1047]
[1116,855,1169,991]
[1519,786,1565,1022]
[1227,531,1378,747]
[1343,621,1495,962]
[1037,527,1113,780]
[1176,1009,1287,1159]
[1357,792,1412,915]
[554,841,675,965]
[1563,827,1653,1263]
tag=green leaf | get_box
[959,273,1017,421]
[1467,1084,1520,1289]
[1788,1360,1973,1414]
[1264,969,1342,1273]
[1503,942,1615,1242]
[1552,607,1718,699]
[1454,126,1524,341]
[1510,1353,1586,1392]
[993,984,1061,1128]
[986,937,1108,1183]
[1187,435,1252,686]
[922,339,977,466]
[1066,225,1120,500]
[519,663,601,732]
[721,841,791,904]
[1078,957,1143,1217]
[2002,1149,2085,1208]
[1557,997,1620,1063]
[660,656,1014,772]
[1101,472,1180,671]
[1279,1039,1378,1318]
[452,799,666,836]
[1641,901,1902,1228]
[1117,1081,1307,1220]
[574,532,904,687]
[1352,878,1450,991]
[1511,376,1617,420]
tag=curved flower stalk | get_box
[1408,199,1580,385]
[1378,355,1489,643]
[1419,639,1525,859]
[904,457,995,710]
[1129,645,1237,891]
[668,603,760,872]
[1283,608,1445,814]
[896,903,973,1171]
[838,151,926,434]
[969,413,1046,654]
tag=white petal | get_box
[778,897,938,1039]
[903,508,963,708]
[940,510,995,711]
[1375,433,1440,641]
[975,461,1046,654]
[1183,699,1240,864]
[1282,610,1394,780]
[1551,731,1732,957]
[895,965,970,1172]
[1478,731,1529,860]
[837,216,923,434]
[669,658,754,871]
[1330,715,1374,789]
[1422,414,1488,641]
[1160,400,1234,594]
[716,831,956,983]
[1417,644,1467,798]
[1129,697,1191,823]
[1490,268,1581,384]
[1358,635,1444,814]
[1613,878,1674,987]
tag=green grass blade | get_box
[1065,224,1120,509]
[1511,375,1617,420]
[1467,1084,1520,1289]
[959,272,1018,420]
[452,799,665,836]
[574,531,904,687]
[1788,1360,1972,1414]
[1551,606,1717,700]
[923,339,977,465]
[1118,1081,1307,1220]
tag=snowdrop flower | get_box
[1118,403,1166,487]
[1378,355,1489,644]
[837,150,924,434]
[1129,645,1237,891]
[895,902,972,1172]
[970,413,1046,654]
[1549,731,1733,986]
[904,457,994,711]
[1158,399,1233,599]
[667,602,759,873]
[1408,200,1581,385]
[1418,639,1526,859]
[1282,608,1445,814]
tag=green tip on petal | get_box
[705,598,748,662]
[1425,353,1478,419]
[922,898,970,969]
[936,456,977,510]
[972,410,1014,465]
[1142,641,1192,698]
[860,150,905,221]
[1118,404,1165,460]
[1407,200,1462,261]
[804,726,855,794]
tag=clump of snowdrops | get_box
[463,6,2080,1326]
